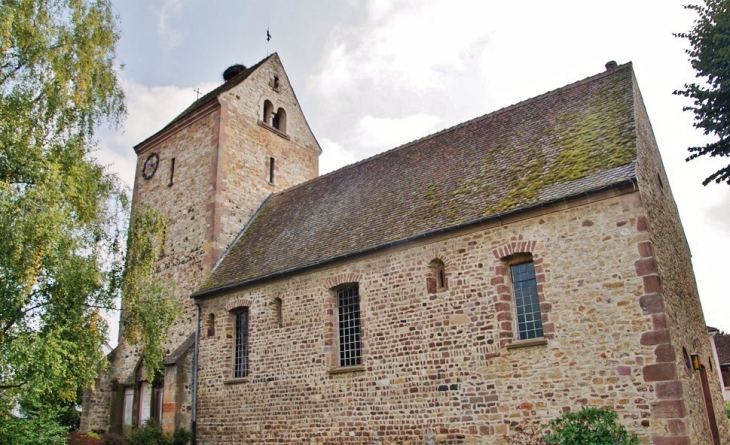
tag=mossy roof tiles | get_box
[195,63,639,296]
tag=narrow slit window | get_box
[274,297,282,328]
[168,158,175,186]
[337,285,362,367]
[234,309,249,378]
[269,157,275,184]
[511,262,544,340]
[206,313,215,338]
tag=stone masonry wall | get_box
[632,74,729,445]
[195,188,669,445]
[214,54,320,262]
[82,107,221,432]
[82,55,321,433]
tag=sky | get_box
[100,0,730,344]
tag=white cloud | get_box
[157,0,184,49]
[310,0,493,99]
[319,138,358,175]
[705,185,730,234]
[356,113,441,154]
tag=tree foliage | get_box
[0,0,177,430]
[1,0,125,404]
[675,0,730,185]
[121,207,179,381]
[0,408,68,445]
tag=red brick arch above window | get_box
[322,272,362,290]
[225,298,252,312]
[492,240,538,260]
[490,240,554,345]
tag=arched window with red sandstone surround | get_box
[510,260,543,340]
[322,273,365,372]
[492,241,553,347]
[225,298,252,379]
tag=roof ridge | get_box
[273,62,634,199]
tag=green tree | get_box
[0,0,177,436]
[675,0,730,185]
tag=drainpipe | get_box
[192,302,201,444]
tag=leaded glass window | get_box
[511,262,544,340]
[234,309,249,378]
[337,286,362,367]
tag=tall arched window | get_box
[509,259,543,340]
[336,285,361,367]
[263,100,274,125]
[273,107,287,133]
[233,308,249,378]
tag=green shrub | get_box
[102,432,128,445]
[172,428,191,445]
[129,420,170,445]
[543,407,639,445]
[127,420,190,445]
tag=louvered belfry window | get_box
[337,285,362,367]
[511,262,544,340]
[234,308,249,378]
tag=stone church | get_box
[81,54,728,445]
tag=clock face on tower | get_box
[142,153,159,180]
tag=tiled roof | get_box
[715,335,730,365]
[134,54,275,150]
[195,63,638,296]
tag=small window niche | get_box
[206,313,215,338]
[271,76,280,91]
[272,107,287,133]
[427,259,447,294]
[263,100,274,126]
[274,297,282,328]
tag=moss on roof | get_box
[196,63,640,296]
